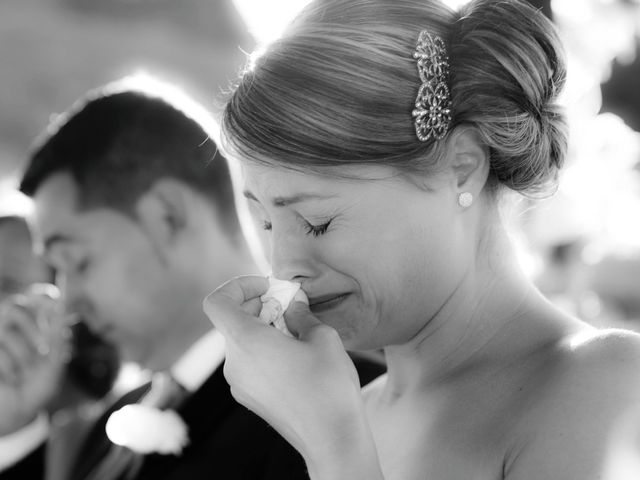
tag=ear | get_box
[134,179,190,254]
[448,126,490,196]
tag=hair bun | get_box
[450,0,568,195]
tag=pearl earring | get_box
[458,192,473,208]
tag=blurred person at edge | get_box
[0,215,50,299]
[0,80,384,480]
[202,0,640,479]
[0,215,119,415]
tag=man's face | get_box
[0,219,51,301]
[32,172,194,368]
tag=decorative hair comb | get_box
[412,30,452,142]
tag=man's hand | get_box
[0,284,71,436]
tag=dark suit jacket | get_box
[1,354,385,480]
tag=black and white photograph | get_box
[1,0,640,479]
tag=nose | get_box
[269,228,318,282]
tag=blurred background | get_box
[1,0,639,336]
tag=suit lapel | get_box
[68,384,151,480]
[46,405,102,480]
[127,363,236,477]
[176,362,235,445]
[65,363,233,480]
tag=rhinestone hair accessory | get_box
[412,30,452,142]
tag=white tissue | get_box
[259,278,305,336]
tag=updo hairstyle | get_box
[222,0,567,195]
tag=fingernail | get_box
[293,290,309,305]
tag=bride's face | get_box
[242,163,470,350]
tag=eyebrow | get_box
[43,233,73,253]
[243,190,334,207]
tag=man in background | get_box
[0,79,383,480]
[0,215,51,301]
[0,214,119,406]
[0,215,120,476]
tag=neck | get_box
[382,223,571,397]
[149,248,260,372]
[146,304,213,373]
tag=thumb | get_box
[203,275,269,339]
[283,291,323,340]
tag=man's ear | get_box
[134,179,190,253]
[448,126,490,195]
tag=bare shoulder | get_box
[559,327,640,389]
[566,326,640,356]
[505,328,640,480]
[551,327,640,424]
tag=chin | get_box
[309,295,382,349]
[315,311,373,350]
[341,333,387,352]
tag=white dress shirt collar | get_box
[170,328,225,392]
[0,329,225,473]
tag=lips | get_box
[308,293,351,313]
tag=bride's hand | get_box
[203,276,382,477]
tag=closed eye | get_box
[261,219,332,237]
[304,220,331,237]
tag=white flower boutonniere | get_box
[105,405,189,455]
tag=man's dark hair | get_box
[20,81,240,234]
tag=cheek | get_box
[255,229,272,262]
[352,214,461,330]
[90,249,163,324]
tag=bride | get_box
[204,0,640,478]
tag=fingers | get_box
[3,302,45,354]
[0,348,18,384]
[45,316,73,366]
[0,301,44,355]
[209,275,269,305]
[203,275,269,338]
[0,314,42,385]
[283,297,327,341]
[0,333,35,383]
[8,292,69,356]
[241,298,263,317]
[0,293,70,386]
[292,289,309,306]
